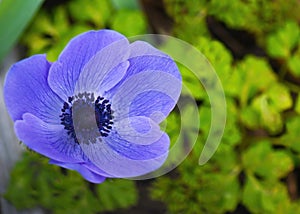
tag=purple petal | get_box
[48,30,126,101]
[99,61,130,93]
[49,160,106,183]
[108,53,182,98]
[113,116,165,145]
[15,113,86,163]
[106,129,170,160]
[128,41,167,58]
[79,132,170,178]
[74,38,130,95]
[75,39,179,97]
[128,91,176,123]
[4,54,63,124]
[111,71,181,123]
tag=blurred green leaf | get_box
[279,117,300,153]
[68,0,112,27]
[252,94,283,134]
[218,98,241,146]
[296,93,300,114]
[266,21,300,58]
[194,37,236,97]
[152,142,240,214]
[240,106,260,129]
[234,56,277,106]
[5,151,137,213]
[22,6,90,61]
[110,9,147,37]
[266,83,292,111]
[208,0,251,28]
[0,0,44,61]
[179,63,206,100]
[288,50,300,77]
[242,175,291,213]
[242,140,293,180]
[96,179,138,212]
[199,105,211,138]
[111,0,139,10]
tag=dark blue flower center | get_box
[60,92,113,144]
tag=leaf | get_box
[242,140,293,180]
[240,106,260,129]
[234,56,277,106]
[208,0,251,28]
[199,105,211,138]
[0,0,44,62]
[96,179,138,212]
[22,6,90,61]
[179,63,206,100]
[279,117,300,153]
[266,83,292,111]
[110,9,147,37]
[194,37,236,97]
[199,172,240,213]
[266,21,300,58]
[295,93,300,114]
[242,175,291,213]
[68,0,112,27]
[288,51,300,77]
[252,95,284,134]
[5,151,138,213]
[221,99,241,146]
[152,157,240,214]
[110,0,139,10]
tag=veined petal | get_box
[49,160,106,183]
[48,30,126,101]
[111,71,181,123]
[113,116,165,145]
[75,40,178,97]
[15,113,86,163]
[99,61,130,93]
[128,91,175,123]
[108,53,182,97]
[105,130,170,160]
[79,132,169,178]
[4,54,63,124]
[74,38,130,95]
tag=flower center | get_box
[60,92,113,144]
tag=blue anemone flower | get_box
[4,30,181,183]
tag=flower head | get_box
[4,30,181,183]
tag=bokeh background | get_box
[1,0,300,213]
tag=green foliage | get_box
[4,151,138,213]
[278,117,300,153]
[267,21,300,58]
[21,0,146,61]
[22,6,92,61]
[151,142,241,214]
[179,62,206,99]
[68,0,112,27]
[151,1,300,213]
[242,175,296,214]
[111,0,139,10]
[165,0,300,39]
[266,20,300,78]
[110,9,147,37]
[296,94,300,114]
[288,52,300,77]
[242,140,293,180]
